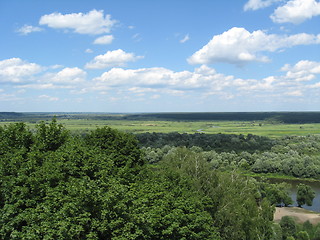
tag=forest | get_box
[0,118,320,239]
[2,111,320,123]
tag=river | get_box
[269,178,320,212]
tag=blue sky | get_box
[1,0,320,112]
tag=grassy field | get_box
[2,118,320,138]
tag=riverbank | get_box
[243,172,320,183]
[274,207,320,225]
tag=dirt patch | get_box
[274,207,320,225]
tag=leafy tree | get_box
[262,182,293,207]
[302,221,314,239]
[160,147,274,240]
[0,122,33,154]
[280,216,297,240]
[85,126,144,169]
[271,223,283,240]
[34,118,69,151]
[313,223,320,240]
[287,237,296,240]
[295,231,310,240]
[296,184,315,207]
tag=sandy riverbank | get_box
[274,207,320,224]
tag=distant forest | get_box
[1,111,320,124]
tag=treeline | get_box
[136,132,276,153]
[126,112,320,123]
[141,133,320,179]
[0,120,277,239]
[2,111,320,123]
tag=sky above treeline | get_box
[0,0,320,112]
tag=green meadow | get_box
[2,119,320,138]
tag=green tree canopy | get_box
[0,120,222,239]
[280,216,297,240]
[296,184,315,207]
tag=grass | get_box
[1,118,320,138]
[242,171,320,182]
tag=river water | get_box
[268,178,320,212]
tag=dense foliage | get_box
[125,112,320,123]
[276,217,320,240]
[136,132,276,153]
[0,120,277,239]
[141,133,320,179]
[1,121,217,239]
[2,119,319,239]
[296,184,315,207]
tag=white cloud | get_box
[89,61,316,100]
[0,93,21,101]
[282,60,320,74]
[128,87,158,94]
[39,9,117,35]
[85,49,144,69]
[38,95,59,101]
[93,35,114,44]
[93,65,236,91]
[151,94,161,99]
[244,0,281,11]
[281,60,320,82]
[50,64,64,69]
[17,25,43,35]
[50,67,86,84]
[271,0,320,24]
[85,49,93,53]
[188,27,320,65]
[285,90,303,96]
[16,67,86,90]
[132,33,142,42]
[17,83,57,90]
[237,60,320,96]
[180,34,190,43]
[0,58,42,83]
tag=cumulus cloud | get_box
[93,65,236,91]
[281,60,320,82]
[188,27,320,65]
[244,0,281,11]
[93,35,114,44]
[85,49,144,69]
[17,67,87,90]
[91,60,320,100]
[50,67,86,84]
[17,25,43,35]
[281,60,320,73]
[0,58,42,83]
[39,9,117,35]
[271,0,320,24]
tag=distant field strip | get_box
[2,119,320,138]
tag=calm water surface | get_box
[269,178,320,212]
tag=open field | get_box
[1,112,320,138]
[1,118,320,138]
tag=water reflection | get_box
[268,178,320,212]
